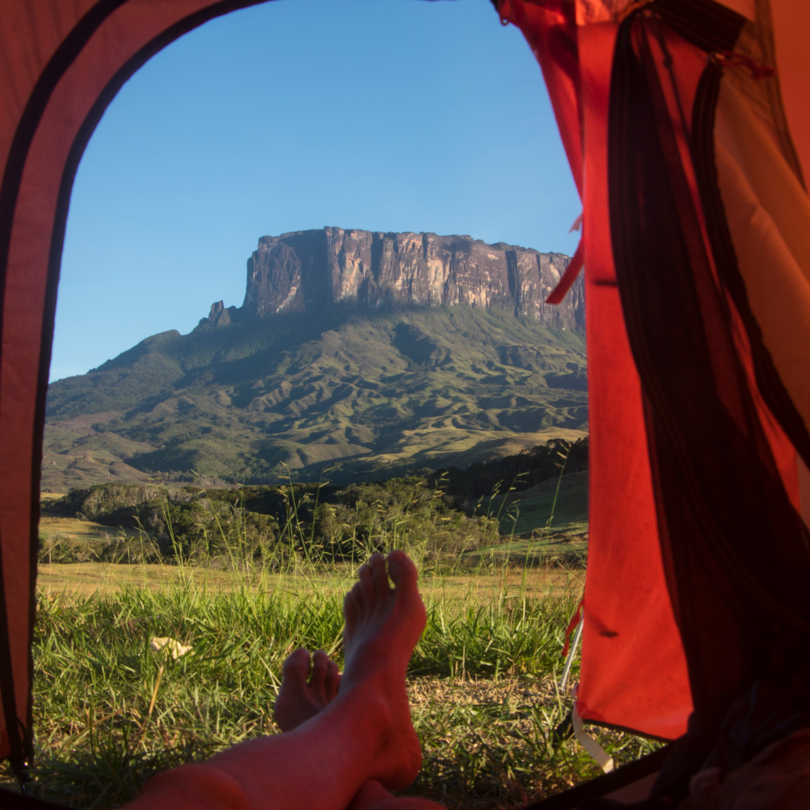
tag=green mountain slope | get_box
[44,306,587,490]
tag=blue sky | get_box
[52,0,580,382]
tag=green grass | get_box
[499,471,589,537]
[17,562,658,809]
[22,469,647,810]
[456,470,589,567]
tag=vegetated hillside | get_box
[45,306,587,489]
[41,438,589,568]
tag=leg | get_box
[273,651,443,810]
[127,551,432,810]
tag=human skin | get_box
[273,647,341,732]
[272,555,445,810]
[274,649,442,810]
[126,551,443,810]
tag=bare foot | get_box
[340,550,427,792]
[274,648,341,732]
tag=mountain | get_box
[203,227,584,327]
[44,229,587,491]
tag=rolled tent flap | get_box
[500,0,693,741]
[610,3,810,728]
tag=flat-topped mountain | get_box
[44,230,587,491]
[201,227,584,329]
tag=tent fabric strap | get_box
[518,744,671,810]
[653,0,744,53]
[545,236,583,305]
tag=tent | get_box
[1,0,809,806]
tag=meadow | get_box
[26,457,659,809]
[24,562,659,810]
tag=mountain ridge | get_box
[44,230,587,491]
[197,227,584,329]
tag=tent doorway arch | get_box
[5,3,810,808]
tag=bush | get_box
[42,449,585,571]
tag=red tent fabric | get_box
[500,0,810,748]
[1,0,810,797]
[499,0,692,742]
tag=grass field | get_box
[37,562,584,601]
[499,470,588,537]
[21,467,654,810]
[39,517,140,542]
[15,556,662,810]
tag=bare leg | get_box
[273,645,443,810]
[127,551,431,810]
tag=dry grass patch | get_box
[36,562,584,603]
[38,517,140,542]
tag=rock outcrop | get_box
[205,300,235,327]
[199,228,584,331]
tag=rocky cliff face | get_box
[200,227,584,330]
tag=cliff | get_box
[199,227,584,330]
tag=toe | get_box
[358,563,375,609]
[368,553,390,596]
[345,583,364,641]
[325,659,341,700]
[343,591,357,634]
[344,590,357,628]
[349,581,364,615]
[387,550,418,591]
[310,650,329,692]
[281,647,311,684]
